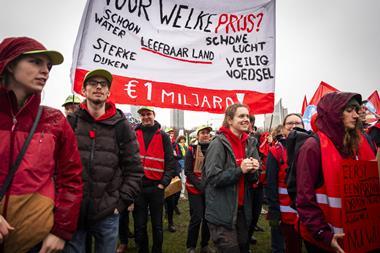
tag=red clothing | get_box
[258,132,273,186]
[80,101,116,121]
[0,89,83,251]
[136,129,165,181]
[269,143,297,225]
[219,126,248,207]
[0,37,50,74]
[296,92,372,248]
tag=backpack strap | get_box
[115,119,127,158]
[67,112,79,131]
[0,106,43,201]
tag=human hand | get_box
[39,233,65,253]
[267,135,273,143]
[330,233,345,253]
[157,184,164,189]
[0,215,14,243]
[241,158,258,174]
[249,158,260,171]
[241,158,252,174]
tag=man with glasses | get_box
[64,69,144,252]
[132,106,175,253]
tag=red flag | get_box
[301,95,308,115]
[309,81,339,105]
[367,90,380,114]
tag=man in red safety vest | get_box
[132,106,175,253]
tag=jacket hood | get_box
[219,126,249,144]
[78,101,124,125]
[316,91,361,153]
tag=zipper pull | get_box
[11,116,17,132]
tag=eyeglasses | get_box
[285,121,303,126]
[87,80,109,88]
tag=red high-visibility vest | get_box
[136,129,165,181]
[186,145,203,195]
[299,131,376,250]
[270,143,298,225]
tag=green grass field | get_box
[122,199,275,253]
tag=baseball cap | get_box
[165,127,174,133]
[62,94,81,107]
[196,125,212,135]
[0,36,63,75]
[83,69,113,86]
[22,49,63,65]
[137,106,155,114]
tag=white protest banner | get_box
[71,0,275,114]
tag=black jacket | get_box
[68,105,143,225]
[204,133,260,229]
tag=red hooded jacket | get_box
[0,89,83,252]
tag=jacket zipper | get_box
[87,125,96,214]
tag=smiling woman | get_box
[203,103,261,253]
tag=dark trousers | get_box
[186,193,210,249]
[208,209,250,253]
[248,185,264,239]
[270,225,285,253]
[165,194,175,225]
[280,223,302,253]
[133,185,165,253]
[119,209,131,244]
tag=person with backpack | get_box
[266,114,304,253]
[204,103,260,253]
[133,106,175,253]
[64,69,144,252]
[296,92,377,253]
[0,37,83,252]
[185,125,213,253]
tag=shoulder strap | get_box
[67,112,79,131]
[115,119,128,157]
[0,106,43,201]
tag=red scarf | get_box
[80,101,116,121]
[219,126,248,207]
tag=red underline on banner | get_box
[141,47,213,65]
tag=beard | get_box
[88,97,106,105]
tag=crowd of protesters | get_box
[0,36,379,253]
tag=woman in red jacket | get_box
[0,37,83,252]
[296,92,378,253]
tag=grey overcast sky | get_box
[1,0,379,128]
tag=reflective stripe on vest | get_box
[136,129,165,181]
[300,130,376,249]
[315,193,342,208]
[270,143,298,224]
[139,155,164,162]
